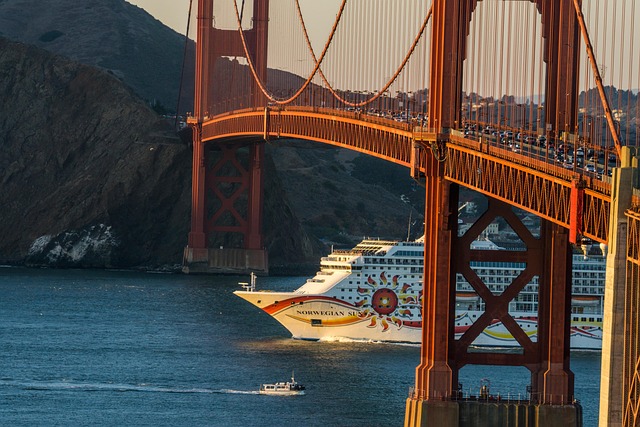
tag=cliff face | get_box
[0,38,192,268]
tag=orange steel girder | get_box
[455,200,542,370]
[412,181,576,404]
[188,0,269,251]
[201,108,415,167]
[454,199,575,404]
[204,141,264,250]
[444,141,610,243]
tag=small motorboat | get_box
[259,373,305,396]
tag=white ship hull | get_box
[235,290,603,349]
[235,238,604,350]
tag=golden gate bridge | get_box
[181,1,640,425]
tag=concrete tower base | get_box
[405,400,582,427]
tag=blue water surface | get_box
[0,267,601,426]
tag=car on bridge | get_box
[537,135,547,146]
[483,126,496,135]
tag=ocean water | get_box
[0,267,601,426]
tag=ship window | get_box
[311,319,322,326]
[257,300,261,304]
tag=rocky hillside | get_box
[0,38,192,268]
[0,1,425,273]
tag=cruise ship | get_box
[235,237,605,350]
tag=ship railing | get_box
[331,249,361,254]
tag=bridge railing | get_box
[448,133,612,196]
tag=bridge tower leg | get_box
[535,223,575,406]
[406,1,582,424]
[183,0,270,274]
[541,0,580,142]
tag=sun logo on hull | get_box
[355,272,422,331]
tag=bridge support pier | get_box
[405,400,581,427]
[599,148,637,426]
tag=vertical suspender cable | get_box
[175,0,194,130]
[489,2,496,126]
[375,1,381,103]
[633,1,640,146]
[390,0,396,112]
[598,0,614,149]
[623,0,631,143]
[384,0,389,105]
[497,2,505,129]
[506,3,512,129]
[357,2,363,94]
[471,4,476,123]
[539,0,545,137]
[491,1,496,124]
[619,0,627,142]
[528,7,535,133]
[404,3,410,95]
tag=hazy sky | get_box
[128,0,193,34]
[127,0,338,48]
[126,0,639,95]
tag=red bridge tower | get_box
[183,0,269,274]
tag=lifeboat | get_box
[571,296,600,306]
[456,292,479,303]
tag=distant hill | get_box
[0,0,194,113]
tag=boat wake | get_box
[0,379,260,395]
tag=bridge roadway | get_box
[200,105,616,243]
